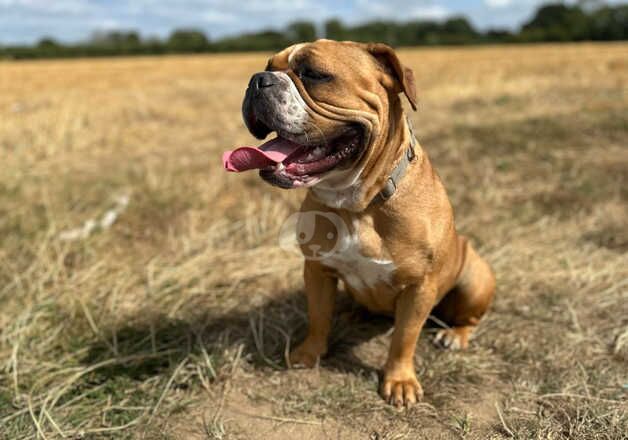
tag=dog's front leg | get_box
[289,261,338,368]
[381,280,436,407]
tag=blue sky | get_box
[0,0,618,44]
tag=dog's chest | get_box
[320,219,396,293]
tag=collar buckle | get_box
[380,177,397,201]
[370,118,417,206]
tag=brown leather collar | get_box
[370,119,417,206]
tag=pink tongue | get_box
[223,137,303,172]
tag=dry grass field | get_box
[1,43,627,439]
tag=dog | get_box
[223,39,495,407]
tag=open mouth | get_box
[223,125,364,188]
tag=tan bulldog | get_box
[223,39,495,407]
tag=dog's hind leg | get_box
[432,239,495,350]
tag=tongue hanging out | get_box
[222,137,304,172]
[222,126,363,188]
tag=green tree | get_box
[167,29,209,52]
[349,21,399,44]
[397,21,442,45]
[484,28,514,43]
[34,37,64,57]
[3,2,628,60]
[287,21,317,42]
[325,19,346,40]
[37,37,59,49]
[522,3,590,41]
[439,16,478,44]
[91,31,140,47]
[589,5,628,40]
[212,30,289,52]
[442,17,477,36]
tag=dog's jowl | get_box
[223,39,495,407]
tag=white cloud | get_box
[202,11,238,23]
[96,18,122,30]
[0,0,89,14]
[354,0,451,22]
[484,0,513,8]
[409,5,451,20]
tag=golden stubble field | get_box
[1,43,627,439]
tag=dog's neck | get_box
[310,101,418,212]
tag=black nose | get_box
[250,72,277,90]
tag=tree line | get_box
[1,2,626,59]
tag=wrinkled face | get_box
[242,40,408,189]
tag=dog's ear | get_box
[364,43,417,111]
[265,43,304,71]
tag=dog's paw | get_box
[380,368,423,407]
[288,343,323,368]
[433,327,471,350]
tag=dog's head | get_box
[226,40,417,206]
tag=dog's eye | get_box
[297,67,332,83]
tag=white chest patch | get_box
[320,220,395,292]
[311,184,360,210]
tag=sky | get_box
[0,0,618,45]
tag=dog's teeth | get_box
[298,146,326,163]
[310,147,327,161]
